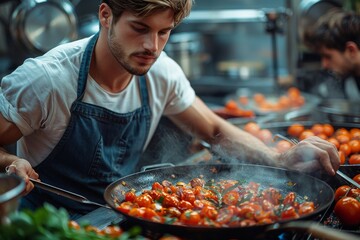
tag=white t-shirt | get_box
[0,36,196,166]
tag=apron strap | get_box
[77,33,99,98]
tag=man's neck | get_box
[89,36,133,93]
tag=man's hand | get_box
[6,158,39,195]
[278,136,340,175]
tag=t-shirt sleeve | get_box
[0,59,51,136]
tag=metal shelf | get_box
[183,9,266,23]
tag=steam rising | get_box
[140,118,194,168]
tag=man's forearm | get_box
[209,123,282,167]
[0,147,18,172]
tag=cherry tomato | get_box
[143,208,161,221]
[254,210,272,222]
[323,124,335,137]
[281,206,299,220]
[225,100,238,111]
[353,174,360,184]
[287,87,301,100]
[350,128,360,140]
[178,200,193,211]
[299,130,315,141]
[287,123,305,138]
[283,192,296,206]
[180,189,196,203]
[135,193,153,208]
[165,207,181,218]
[216,206,234,224]
[124,191,137,202]
[337,135,350,145]
[223,191,240,206]
[237,203,262,220]
[200,205,218,220]
[334,185,351,202]
[68,220,80,230]
[335,128,351,138]
[162,194,180,208]
[147,189,163,201]
[311,124,324,135]
[339,143,351,157]
[85,225,102,234]
[117,201,135,214]
[101,225,123,237]
[349,139,360,154]
[334,197,360,227]
[262,187,282,205]
[298,202,315,216]
[128,207,146,218]
[349,154,360,165]
[152,181,164,191]
[180,210,201,225]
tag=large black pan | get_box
[104,164,334,240]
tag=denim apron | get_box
[21,33,151,217]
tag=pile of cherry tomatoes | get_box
[116,178,315,228]
[242,122,360,165]
[333,174,360,227]
[251,87,305,112]
[287,123,360,165]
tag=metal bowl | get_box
[0,174,25,224]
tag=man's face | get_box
[319,47,354,79]
[107,9,174,75]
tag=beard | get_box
[107,25,157,76]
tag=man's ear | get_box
[345,41,359,54]
[99,3,112,28]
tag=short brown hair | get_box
[101,0,193,27]
[303,10,360,52]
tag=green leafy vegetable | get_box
[0,203,143,240]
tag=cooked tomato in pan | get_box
[116,178,315,227]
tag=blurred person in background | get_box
[303,9,360,100]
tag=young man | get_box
[303,10,360,99]
[0,0,339,218]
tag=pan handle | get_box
[29,178,111,209]
[140,163,175,172]
[267,221,360,240]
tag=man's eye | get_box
[159,30,170,36]
[133,27,147,33]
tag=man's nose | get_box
[143,33,158,53]
[321,58,329,69]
